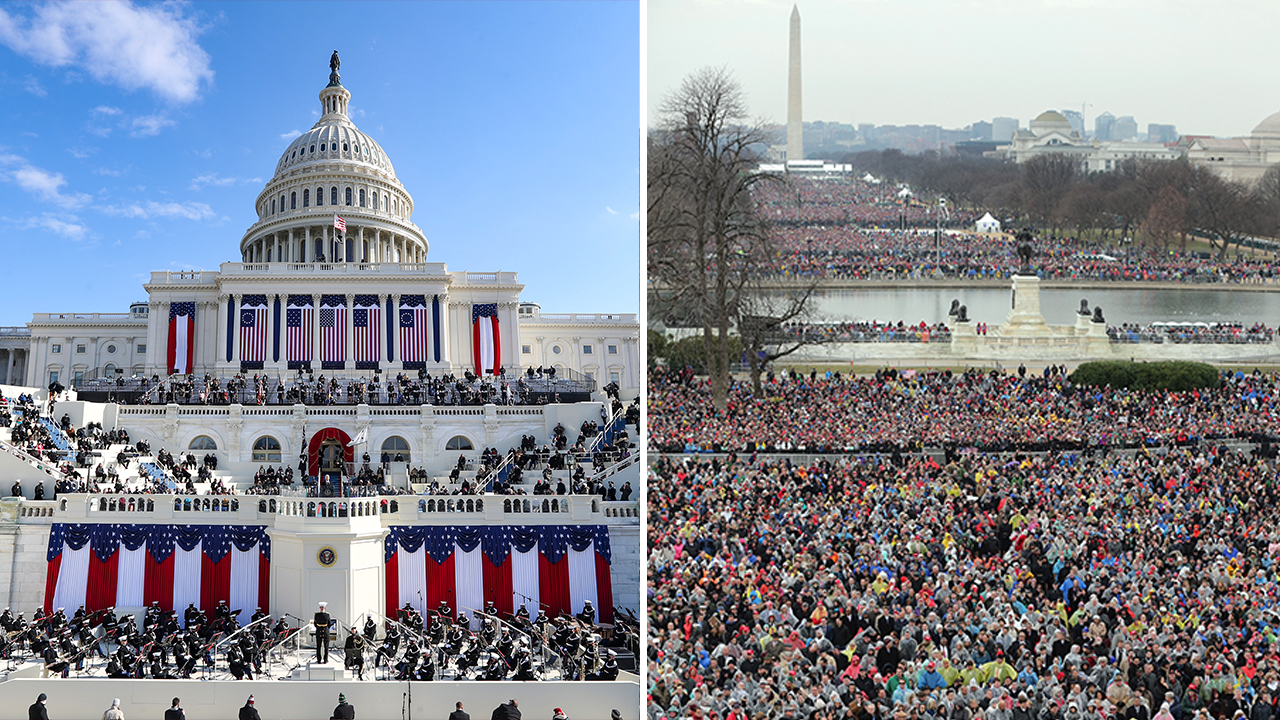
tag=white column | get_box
[305,226,312,262]
[273,234,280,264]
[158,302,172,374]
[312,293,322,369]
[230,295,241,366]
[344,293,354,370]
[358,227,365,262]
[391,293,401,368]
[287,229,295,263]
[215,295,228,370]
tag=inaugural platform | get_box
[0,53,639,720]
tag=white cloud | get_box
[23,75,45,97]
[188,173,261,190]
[0,153,91,208]
[101,200,216,221]
[0,2,213,103]
[629,211,640,220]
[91,105,122,116]
[93,166,124,177]
[129,113,174,137]
[279,129,303,140]
[66,147,96,159]
[606,206,619,215]
[3,212,90,240]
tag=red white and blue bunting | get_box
[384,525,613,628]
[45,524,270,625]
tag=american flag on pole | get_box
[286,295,314,368]
[333,214,346,233]
[353,294,380,369]
[399,294,427,369]
[472,303,500,376]
[320,295,346,369]
[239,294,268,364]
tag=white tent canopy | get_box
[975,212,1001,233]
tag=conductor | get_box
[314,601,332,663]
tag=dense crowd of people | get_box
[105,369,595,407]
[779,321,953,344]
[1108,323,1276,345]
[754,178,1280,284]
[648,365,1280,454]
[648,364,1280,720]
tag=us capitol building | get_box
[0,56,639,719]
[9,57,639,404]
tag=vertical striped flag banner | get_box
[399,295,428,369]
[353,294,381,369]
[239,294,268,367]
[320,295,347,370]
[286,295,314,369]
[472,303,500,376]
[384,523,613,628]
[167,302,196,375]
[45,523,270,625]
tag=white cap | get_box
[319,601,327,608]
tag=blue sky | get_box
[0,1,640,326]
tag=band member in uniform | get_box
[313,602,331,663]
[344,627,365,679]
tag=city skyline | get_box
[649,0,1280,145]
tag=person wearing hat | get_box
[27,693,48,720]
[163,698,184,720]
[552,710,569,720]
[448,701,470,720]
[314,601,332,663]
[102,698,125,720]
[330,693,355,720]
[611,712,623,720]
[239,695,261,720]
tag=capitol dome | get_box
[1252,110,1280,139]
[239,55,428,265]
[1030,110,1074,137]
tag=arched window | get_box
[271,198,276,214]
[317,187,325,206]
[331,187,338,205]
[303,189,310,207]
[381,436,411,462]
[343,142,349,152]
[359,189,365,207]
[253,436,281,462]
[189,436,217,450]
[309,145,315,154]
[345,187,352,206]
[280,194,285,212]
[446,436,474,451]
[291,192,297,209]
[321,143,326,152]
[372,191,378,210]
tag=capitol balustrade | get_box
[13,492,637,527]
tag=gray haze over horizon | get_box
[648,0,1280,141]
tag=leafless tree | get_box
[647,67,777,411]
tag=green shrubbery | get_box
[1068,360,1220,391]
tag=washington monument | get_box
[787,4,803,162]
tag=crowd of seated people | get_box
[779,320,954,344]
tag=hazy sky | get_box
[0,1,639,327]
[648,0,1280,139]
